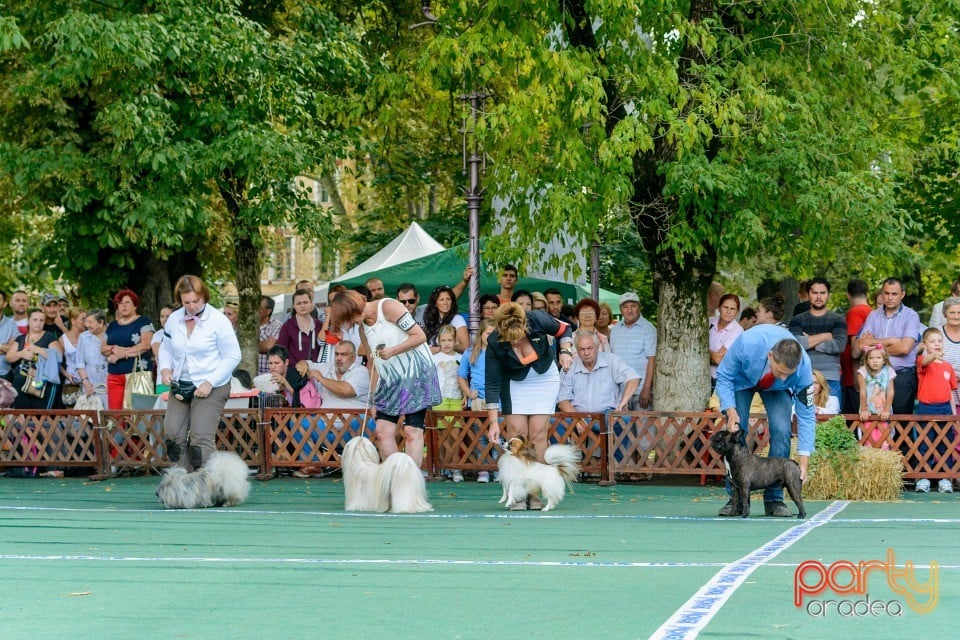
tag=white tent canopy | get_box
[272,222,446,314]
[333,221,445,284]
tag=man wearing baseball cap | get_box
[40,294,66,338]
[609,292,657,409]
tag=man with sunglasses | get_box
[396,283,427,328]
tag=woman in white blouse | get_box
[158,275,241,470]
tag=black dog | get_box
[710,430,806,519]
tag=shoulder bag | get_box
[123,356,155,409]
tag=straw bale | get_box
[761,443,903,501]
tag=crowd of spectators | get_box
[4,269,959,488]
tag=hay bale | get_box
[760,442,903,501]
[805,445,902,501]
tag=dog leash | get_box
[359,370,376,439]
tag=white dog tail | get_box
[544,444,581,485]
[379,453,433,514]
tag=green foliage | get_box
[0,0,368,302]
[812,415,860,486]
[815,416,859,458]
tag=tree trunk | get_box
[649,250,714,412]
[125,250,202,325]
[220,174,261,378]
[233,225,262,378]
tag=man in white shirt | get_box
[10,290,29,335]
[609,292,657,409]
[302,340,371,410]
[294,341,372,477]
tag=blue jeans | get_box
[914,402,954,469]
[725,389,794,503]
[293,416,377,460]
[552,411,638,463]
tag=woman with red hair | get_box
[104,288,155,409]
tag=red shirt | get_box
[916,355,957,405]
[841,303,872,386]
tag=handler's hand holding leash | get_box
[724,408,740,433]
[487,409,500,443]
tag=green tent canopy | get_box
[333,242,622,308]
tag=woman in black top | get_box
[486,303,573,470]
[5,309,62,409]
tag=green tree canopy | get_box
[399,0,960,409]
[0,0,368,371]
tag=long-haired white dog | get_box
[498,437,581,511]
[156,451,251,509]
[341,436,432,513]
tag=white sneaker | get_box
[916,478,931,493]
[477,471,490,483]
[938,479,953,493]
[451,469,464,482]
[493,471,500,483]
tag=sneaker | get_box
[477,471,490,483]
[527,496,543,510]
[764,501,793,517]
[915,479,931,493]
[451,469,464,483]
[293,465,323,478]
[938,479,953,493]
[718,499,739,517]
[509,501,527,511]
[493,471,500,483]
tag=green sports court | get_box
[1,475,955,639]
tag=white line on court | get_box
[0,504,855,522]
[1,553,956,571]
[0,554,727,568]
[650,500,850,640]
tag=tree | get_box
[0,0,368,373]
[409,0,958,410]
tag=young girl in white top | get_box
[858,344,895,450]
[432,325,464,481]
[811,370,841,415]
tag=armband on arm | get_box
[396,312,416,332]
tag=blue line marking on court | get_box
[650,500,849,640]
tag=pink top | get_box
[709,316,744,378]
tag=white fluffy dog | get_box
[341,436,432,513]
[498,438,581,512]
[156,451,251,509]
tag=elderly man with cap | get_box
[609,292,657,409]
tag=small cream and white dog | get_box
[498,437,581,512]
[155,451,251,509]
[341,436,433,513]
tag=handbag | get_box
[170,380,196,403]
[62,383,82,406]
[74,393,105,412]
[299,380,323,409]
[21,367,46,398]
[0,377,17,407]
[123,357,155,409]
